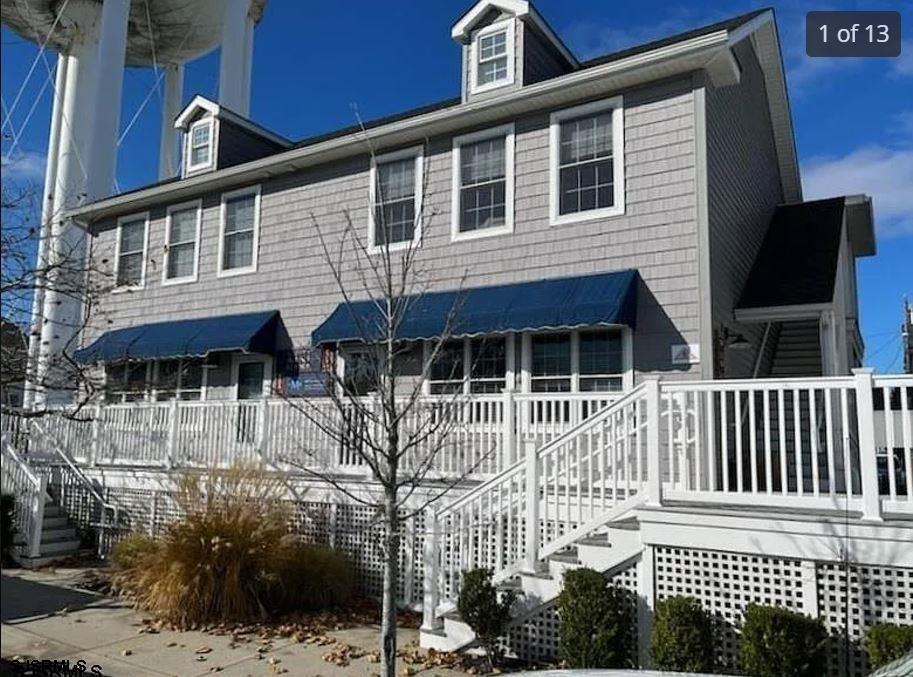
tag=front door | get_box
[237,361,265,400]
[236,360,265,443]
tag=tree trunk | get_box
[381,489,400,677]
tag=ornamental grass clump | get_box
[110,465,352,627]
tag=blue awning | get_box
[74,311,292,365]
[312,270,639,345]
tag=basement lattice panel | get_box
[654,547,807,672]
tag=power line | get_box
[1,0,71,136]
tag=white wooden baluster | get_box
[167,399,179,469]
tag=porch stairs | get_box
[1,435,84,566]
[420,384,654,652]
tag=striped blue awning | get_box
[311,270,639,345]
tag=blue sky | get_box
[2,1,911,372]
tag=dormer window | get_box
[186,118,214,172]
[470,20,514,93]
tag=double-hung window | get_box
[219,186,260,275]
[186,118,214,172]
[115,213,148,289]
[370,147,423,251]
[153,359,205,401]
[550,97,625,225]
[452,125,514,240]
[530,334,572,392]
[578,329,624,392]
[469,337,506,393]
[429,340,465,394]
[471,20,513,93]
[164,201,200,284]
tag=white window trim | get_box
[217,185,261,278]
[162,199,202,286]
[549,96,626,226]
[469,18,515,95]
[367,145,424,255]
[450,123,515,243]
[232,354,273,399]
[106,358,209,402]
[113,211,150,293]
[184,117,216,174]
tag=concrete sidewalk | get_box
[0,568,472,676]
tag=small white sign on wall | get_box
[671,343,700,365]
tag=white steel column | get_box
[159,63,185,179]
[219,0,253,116]
[35,1,103,407]
[23,54,68,410]
[86,0,130,201]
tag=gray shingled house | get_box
[4,3,910,674]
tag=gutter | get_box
[68,29,736,224]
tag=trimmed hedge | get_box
[739,603,827,677]
[650,595,714,672]
[864,623,913,670]
[557,568,633,669]
[457,568,516,667]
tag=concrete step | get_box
[40,527,78,542]
[14,548,94,569]
[38,538,82,556]
[42,505,64,518]
[42,515,69,529]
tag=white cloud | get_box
[892,39,913,77]
[803,144,913,238]
[1,150,46,184]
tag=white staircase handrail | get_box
[1,432,49,558]
[438,383,649,516]
[30,422,120,547]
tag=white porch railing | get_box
[421,371,913,628]
[1,432,48,558]
[25,391,621,478]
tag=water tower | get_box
[2,0,268,407]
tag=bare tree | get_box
[274,134,500,675]
[1,159,114,418]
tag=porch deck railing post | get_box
[523,438,540,573]
[90,403,101,467]
[421,509,441,631]
[853,368,882,521]
[256,398,271,464]
[645,377,662,506]
[29,474,47,559]
[502,389,515,469]
[166,399,179,470]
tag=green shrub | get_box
[864,623,913,669]
[267,543,354,612]
[739,603,827,677]
[110,533,159,572]
[557,568,633,669]
[457,568,516,668]
[651,595,714,672]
